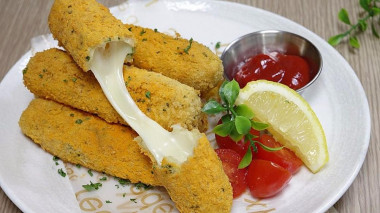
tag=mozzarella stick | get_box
[48,0,134,71]
[19,98,158,185]
[126,24,224,95]
[23,48,208,132]
[136,136,233,213]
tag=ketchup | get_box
[233,52,310,90]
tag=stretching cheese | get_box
[48,0,134,71]
[23,49,208,132]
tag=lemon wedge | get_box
[236,80,328,173]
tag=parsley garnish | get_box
[128,27,132,32]
[135,182,152,190]
[75,119,83,124]
[105,200,112,203]
[88,169,93,177]
[117,178,131,186]
[184,38,193,54]
[85,56,90,61]
[53,156,59,165]
[139,29,146,36]
[82,181,102,191]
[22,67,28,75]
[154,28,158,32]
[100,177,107,181]
[130,198,137,203]
[215,41,221,49]
[202,80,282,168]
[145,91,151,99]
[123,193,126,197]
[39,74,43,78]
[75,164,81,168]
[58,168,66,177]
[71,77,77,82]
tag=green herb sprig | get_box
[328,0,380,48]
[202,80,282,168]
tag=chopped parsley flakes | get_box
[215,41,221,49]
[82,181,102,191]
[145,91,151,99]
[100,177,107,181]
[130,198,137,203]
[105,200,112,203]
[139,29,146,36]
[75,119,83,124]
[87,169,93,177]
[184,38,193,54]
[58,168,66,177]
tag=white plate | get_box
[0,0,371,213]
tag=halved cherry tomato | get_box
[215,119,260,158]
[247,159,291,198]
[215,149,247,198]
[256,134,303,174]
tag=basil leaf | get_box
[235,116,251,135]
[338,8,351,25]
[221,114,232,123]
[223,80,240,106]
[234,104,254,119]
[256,141,283,152]
[372,21,380,38]
[359,0,370,12]
[229,126,244,142]
[251,120,269,131]
[372,8,380,16]
[238,149,252,169]
[349,36,360,48]
[359,20,367,31]
[219,81,228,104]
[202,100,226,114]
[213,121,234,137]
[328,34,345,46]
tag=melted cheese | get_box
[90,41,200,165]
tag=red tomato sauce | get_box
[233,52,311,90]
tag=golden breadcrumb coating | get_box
[126,24,224,95]
[19,98,158,185]
[48,0,134,71]
[23,48,208,132]
[138,135,233,213]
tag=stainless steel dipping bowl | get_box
[221,30,322,93]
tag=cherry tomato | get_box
[233,52,310,90]
[255,134,303,174]
[247,159,292,198]
[215,149,247,198]
[215,119,260,158]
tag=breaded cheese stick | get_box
[126,24,224,95]
[137,136,233,213]
[19,98,158,185]
[23,48,208,132]
[48,0,134,71]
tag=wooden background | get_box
[0,0,379,212]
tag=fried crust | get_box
[48,0,134,71]
[126,24,224,95]
[23,48,208,132]
[19,98,158,185]
[138,135,233,213]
